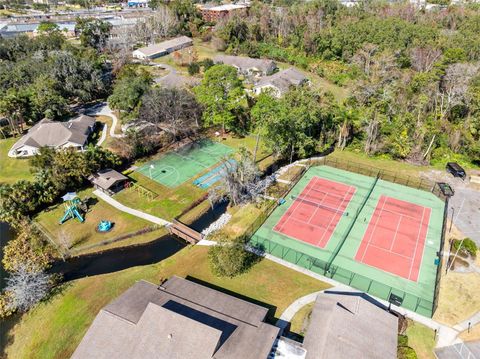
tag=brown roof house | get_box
[71,276,280,359]
[253,68,308,97]
[88,169,129,195]
[8,115,96,158]
[302,293,398,359]
[132,36,193,60]
[214,55,277,77]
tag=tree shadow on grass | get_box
[0,312,21,357]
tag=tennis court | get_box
[250,165,446,317]
[273,177,356,249]
[355,195,431,282]
[136,139,233,188]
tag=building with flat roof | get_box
[132,36,193,60]
[200,4,249,23]
[71,276,280,359]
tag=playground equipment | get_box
[59,192,85,224]
[97,220,113,232]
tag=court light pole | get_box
[149,164,154,179]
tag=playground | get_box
[250,165,446,317]
[136,139,234,188]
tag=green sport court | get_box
[250,165,445,317]
[136,139,234,188]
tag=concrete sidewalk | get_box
[93,190,170,226]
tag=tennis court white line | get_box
[408,206,426,280]
[315,184,355,247]
[360,195,387,262]
[309,186,349,201]
[275,178,318,233]
[365,243,414,261]
[305,179,328,224]
[389,214,404,251]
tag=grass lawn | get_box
[114,171,206,221]
[289,302,314,338]
[2,245,331,359]
[34,188,159,255]
[0,137,33,185]
[220,133,274,170]
[405,320,436,359]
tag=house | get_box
[88,169,129,195]
[302,293,398,359]
[71,276,280,359]
[253,68,308,97]
[132,36,193,60]
[8,115,96,158]
[213,55,277,77]
[200,4,249,23]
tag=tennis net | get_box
[290,195,347,216]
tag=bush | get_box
[208,237,259,278]
[188,62,200,75]
[452,238,477,257]
[398,346,417,359]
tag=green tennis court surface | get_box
[250,165,445,317]
[136,139,233,188]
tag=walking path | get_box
[93,189,170,226]
[86,102,125,139]
[96,123,108,146]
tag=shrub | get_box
[452,238,477,257]
[208,237,259,277]
[398,346,417,359]
[188,62,200,75]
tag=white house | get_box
[213,55,277,77]
[132,36,193,60]
[8,115,96,158]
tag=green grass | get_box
[2,246,331,359]
[289,302,314,337]
[405,320,436,359]
[34,188,158,254]
[114,171,206,221]
[0,137,33,185]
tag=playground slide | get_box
[59,211,71,224]
[72,207,85,222]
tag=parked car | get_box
[446,162,466,179]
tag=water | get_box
[187,200,229,233]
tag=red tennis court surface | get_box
[273,177,356,248]
[355,195,431,282]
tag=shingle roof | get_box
[134,36,193,57]
[71,277,280,359]
[255,68,307,94]
[155,73,200,89]
[88,169,128,190]
[303,293,398,359]
[213,55,276,74]
[435,341,480,359]
[10,115,95,152]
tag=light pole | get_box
[149,164,154,179]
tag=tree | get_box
[37,21,60,34]
[29,75,68,120]
[0,89,32,135]
[75,18,112,52]
[208,237,257,278]
[139,87,202,139]
[188,62,200,75]
[195,65,245,134]
[208,148,260,206]
[132,6,176,45]
[4,263,52,313]
[108,67,152,114]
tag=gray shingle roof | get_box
[71,277,280,359]
[435,341,480,359]
[88,169,128,190]
[10,115,95,152]
[255,68,307,94]
[213,55,276,74]
[303,293,398,359]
